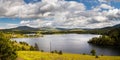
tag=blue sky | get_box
[0,0,120,29]
[24,0,41,3]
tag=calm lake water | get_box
[12,34,120,56]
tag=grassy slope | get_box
[17,51,120,60]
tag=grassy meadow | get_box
[16,51,120,60]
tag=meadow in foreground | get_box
[17,51,120,60]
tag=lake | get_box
[12,34,120,56]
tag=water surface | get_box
[12,34,120,56]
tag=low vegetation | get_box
[0,32,37,60]
[17,51,120,60]
[90,49,96,56]
[0,32,17,60]
[50,50,63,55]
[12,41,36,51]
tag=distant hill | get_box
[100,24,120,30]
[83,24,120,34]
[1,24,120,33]
[11,26,39,31]
[1,26,40,31]
[39,27,59,31]
[1,26,61,32]
[113,24,120,28]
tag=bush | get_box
[30,46,36,50]
[95,55,99,58]
[50,51,54,53]
[0,33,17,60]
[90,49,96,56]
[58,50,63,55]
[54,50,58,53]
[19,42,29,46]
[101,54,104,56]
[83,53,86,55]
[41,50,44,52]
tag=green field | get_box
[17,51,120,60]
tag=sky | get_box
[0,0,120,29]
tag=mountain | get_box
[1,24,120,33]
[113,24,120,28]
[39,27,59,31]
[12,26,40,31]
[4,26,39,31]
[101,24,120,30]
[1,26,62,31]
[82,24,120,34]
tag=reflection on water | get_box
[12,34,120,56]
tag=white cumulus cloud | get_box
[0,0,120,29]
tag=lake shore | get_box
[12,34,120,56]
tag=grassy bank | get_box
[17,51,120,60]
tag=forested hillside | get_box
[88,28,120,47]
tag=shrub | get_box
[0,33,17,60]
[90,49,96,56]
[58,50,63,55]
[101,54,104,56]
[30,46,36,50]
[83,53,86,55]
[41,50,44,52]
[54,50,58,53]
[50,51,54,53]
[95,55,99,58]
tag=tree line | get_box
[88,28,120,47]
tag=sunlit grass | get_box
[17,51,120,60]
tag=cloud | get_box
[0,23,18,29]
[20,19,53,28]
[100,4,114,9]
[98,0,110,2]
[0,0,120,29]
[0,0,86,18]
[0,7,6,16]
[98,0,120,3]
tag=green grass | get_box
[17,51,120,60]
